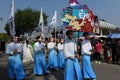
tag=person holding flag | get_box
[6,36,25,80]
[57,38,65,69]
[34,36,49,76]
[47,37,58,70]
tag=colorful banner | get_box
[61,1,99,33]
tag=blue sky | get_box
[0,0,120,33]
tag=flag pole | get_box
[40,7,43,38]
[55,11,57,43]
[39,7,44,39]
[54,24,56,43]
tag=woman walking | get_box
[81,32,96,80]
[57,38,64,69]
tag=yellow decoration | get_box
[64,14,86,30]
[64,14,76,21]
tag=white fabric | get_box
[47,42,55,49]
[81,39,92,55]
[64,39,77,59]
[48,11,57,28]
[57,43,64,51]
[23,42,33,62]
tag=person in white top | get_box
[34,36,49,76]
[47,37,58,69]
[57,38,64,68]
[64,30,82,80]
[81,32,96,80]
[6,36,25,80]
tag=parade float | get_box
[61,0,99,38]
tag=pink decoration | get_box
[69,0,79,5]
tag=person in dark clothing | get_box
[0,40,6,55]
[116,40,120,65]
[111,39,118,64]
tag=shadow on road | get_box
[0,54,9,80]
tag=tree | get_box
[4,8,48,36]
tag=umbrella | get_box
[107,33,120,39]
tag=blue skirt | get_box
[48,49,58,69]
[8,54,25,80]
[34,51,48,75]
[82,55,96,79]
[57,51,64,68]
[64,58,82,80]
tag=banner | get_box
[61,0,99,33]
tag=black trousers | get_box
[95,52,101,61]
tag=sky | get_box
[0,0,120,33]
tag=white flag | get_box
[48,11,57,28]
[37,7,44,37]
[8,0,16,37]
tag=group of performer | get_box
[5,30,96,80]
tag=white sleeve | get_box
[89,42,92,51]
[74,42,77,52]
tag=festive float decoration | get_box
[62,0,99,33]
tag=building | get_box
[98,20,117,35]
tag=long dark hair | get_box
[26,40,29,47]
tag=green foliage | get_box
[4,8,48,36]
[4,24,10,36]
[0,33,10,41]
[102,28,110,35]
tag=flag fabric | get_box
[37,7,44,37]
[36,23,43,32]
[48,11,57,29]
[8,0,16,37]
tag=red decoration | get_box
[81,19,94,32]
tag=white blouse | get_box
[47,42,55,49]
[57,43,64,51]
[6,42,23,54]
[64,39,77,59]
[81,39,92,55]
[34,42,44,52]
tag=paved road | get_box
[0,54,120,80]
